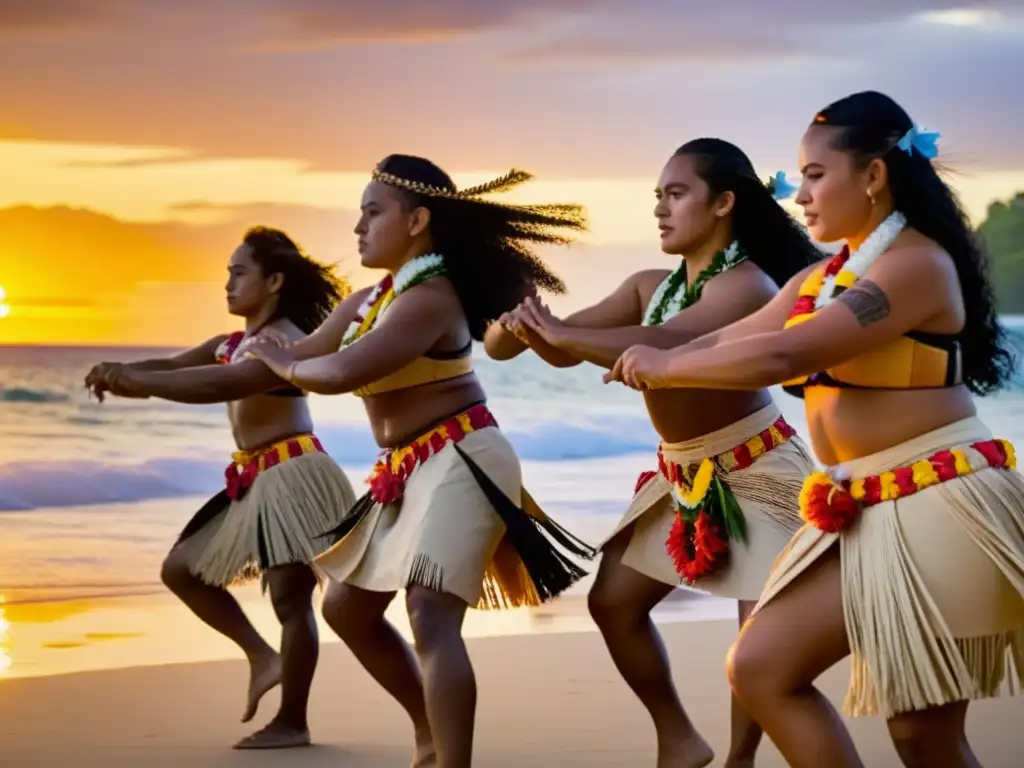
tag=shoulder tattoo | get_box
[837,279,890,327]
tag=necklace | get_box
[815,211,906,309]
[642,241,747,326]
[340,253,447,347]
[786,211,907,327]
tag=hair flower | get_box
[767,171,798,201]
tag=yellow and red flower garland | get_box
[340,254,448,348]
[639,416,798,584]
[367,404,497,503]
[341,275,395,347]
[785,247,852,328]
[800,438,1017,532]
[225,434,326,500]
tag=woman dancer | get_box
[607,92,1024,767]
[487,139,822,767]
[84,226,357,749]
[244,155,596,768]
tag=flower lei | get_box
[665,460,745,583]
[799,438,1016,533]
[340,253,447,347]
[661,416,797,584]
[642,241,746,326]
[787,211,907,327]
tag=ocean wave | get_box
[0,418,659,511]
[0,386,69,403]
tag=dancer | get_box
[487,138,822,767]
[606,92,1024,768]
[243,155,596,768]
[84,226,358,749]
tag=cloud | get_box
[0,203,645,343]
[1,0,1023,181]
[255,0,1022,52]
[8,0,1013,47]
[0,0,127,34]
[64,149,204,169]
[252,0,591,49]
[501,33,820,70]
[498,1,1023,68]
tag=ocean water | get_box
[2,333,1024,604]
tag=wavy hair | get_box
[243,226,349,334]
[372,154,586,339]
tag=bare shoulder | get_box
[389,275,459,317]
[701,260,777,305]
[632,267,675,305]
[262,319,306,344]
[872,230,957,285]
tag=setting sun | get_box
[0,285,9,320]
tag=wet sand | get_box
[1,610,1022,766]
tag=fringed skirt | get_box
[171,433,358,588]
[754,416,1024,718]
[313,403,596,609]
[601,404,815,599]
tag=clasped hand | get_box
[603,345,673,390]
[498,296,566,346]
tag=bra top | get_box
[782,268,962,398]
[216,330,305,398]
[353,340,474,398]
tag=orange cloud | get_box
[0,200,669,345]
[0,0,128,35]
[251,0,589,49]
[0,204,358,345]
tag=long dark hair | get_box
[814,91,1015,395]
[373,154,586,339]
[243,226,348,334]
[675,138,822,287]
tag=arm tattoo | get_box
[837,280,891,327]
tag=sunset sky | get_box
[2,1,1023,345]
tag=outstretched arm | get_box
[519,264,782,370]
[103,329,295,404]
[485,270,656,368]
[608,246,951,391]
[248,285,450,395]
[128,336,227,370]
[85,334,229,401]
[483,318,579,367]
[107,359,291,404]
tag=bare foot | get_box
[241,651,282,723]
[233,721,311,750]
[658,732,715,768]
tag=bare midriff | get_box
[803,384,977,467]
[644,388,773,444]
[362,373,488,448]
[228,394,314,452]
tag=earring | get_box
[867,189,876,206]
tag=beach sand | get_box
[2,607,1023,767]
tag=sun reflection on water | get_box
[0,594,11,674]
